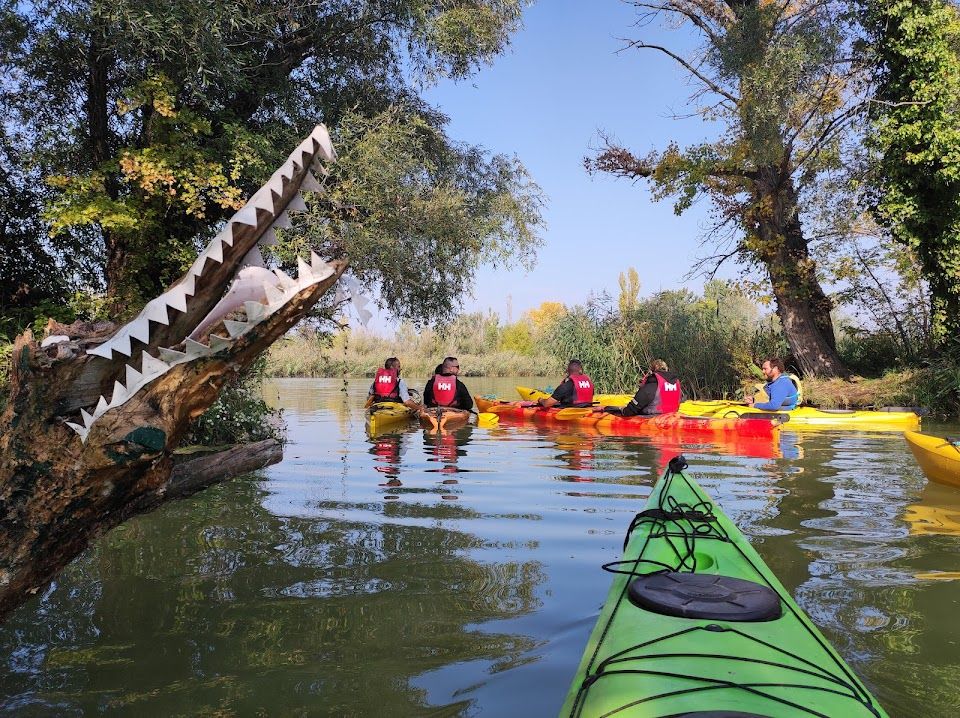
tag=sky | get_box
[411,0,730,325]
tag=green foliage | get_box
[543,281,779,398]
[282,108,543,325]
[618,267,640,315]
[865,0,960,344]
[185,358,285,446]
[2,0,537,317]
[499,322,534,355]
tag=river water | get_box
[2,377,959,716]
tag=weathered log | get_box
[0,126,347,621]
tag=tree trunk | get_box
[0,126,342,622]
[755,172,848,377]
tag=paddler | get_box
[604,359,681,416]
[422,357,474,430]
[538,359,595,408]
[367,357,420,410]
[746,357,799,410]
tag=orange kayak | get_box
[475,397,782,439]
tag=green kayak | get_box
[562,457,887,718]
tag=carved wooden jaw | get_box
[60,125,347,443]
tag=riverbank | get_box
[265,336,560,378]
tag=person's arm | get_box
[398,379,418,408]
[753,377,793,410]
[623,379,657,417]
[456,381,474,411]
[541,380,572,407]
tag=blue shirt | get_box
[754,375,798,411]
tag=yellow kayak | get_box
[516,387,921,430]
[905,431,960,488]
[365,401,417,433]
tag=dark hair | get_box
[385,357,399,369]
[434,364,444,375]
[650,359,668,372]
[764,356,786,373]
[567,358,583,371]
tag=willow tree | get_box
[865,0,960,347]
[588,0,864,376]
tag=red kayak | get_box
[474,397,783,439]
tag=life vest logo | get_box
[437,381,453,391]
[377,376,393,383]
[577,380,591,389]
[664,382,678,391]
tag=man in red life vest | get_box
[423,357,474,409]
[367,357,420,410]
[605,359,681,416]
[422,356,474,431]
[538,359,595,408]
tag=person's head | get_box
[761,356,785,380]
[567,359,584,376]
[649,359,668,373]
[442,356,460,375]
[385,357,400,373]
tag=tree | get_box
[587,0,864,376]
[618,266,641,314]
[1,0,541,320]
[0,129,343,621]
[864,0,960,346]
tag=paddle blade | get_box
[554,408,596,420]
[477,412,500,427]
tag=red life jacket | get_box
[649,372,681,413]
[432,374,457,406]
[570,374,595,405]
[373,368,399,399]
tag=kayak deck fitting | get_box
[562,456,887,717]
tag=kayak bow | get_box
[562,456,887,717]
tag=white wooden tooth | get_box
[301,171,322,192]
[311,125,336,161]
[94,395,109,418]
[128,316,151,344]
[110,381,128,406]
[358,308,373,325]
[267,173,285,197]
[141,352,169,378]
[242,245,265,268]
[166,286,188,313]
[112,332,132,357]
[259,227,278,247]
[81,409,94,429]
[297,257,313,281]
[352,294,370,310]
[311,159,330,177]
[271,210,292,229]
[180,273,196,296]
[231,204,259,227]
[188,254,207,277]
[223,319,248,338]
[273,268,296,289]
[287,193,307,213]
[252,189,275,213]
[279,158,296,180]
[158,347,187,363]
[264,283,285,307]
[125,364,143,388]
[333,288,346,304]
[184,338,210,357]
[65,422,87,440]
[209,334,232,352]
[205,238,224,264]
[216,225,234,248]
[145,299,170,325]
[244,301,267,322]
[87,343,114,359]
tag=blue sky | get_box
[420,0,730,323]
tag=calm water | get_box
[2,377,960,717]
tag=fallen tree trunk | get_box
[0,126,346,621]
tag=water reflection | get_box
[2,379,960,717]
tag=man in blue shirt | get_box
[745,357,799,411]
